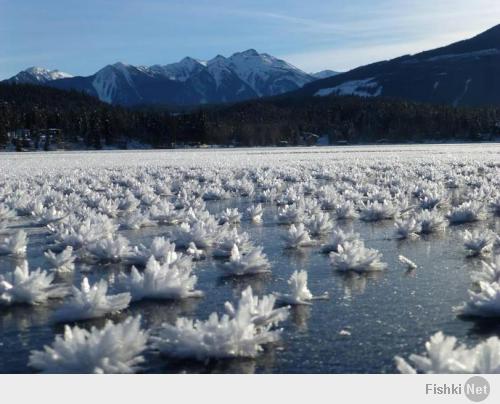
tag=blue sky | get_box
[1,0,500,79]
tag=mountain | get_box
[299,24,500,107]
[8,67,73,84]
[6,50,320,106]
[311,70,340,79]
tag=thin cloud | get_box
[282,28,487,72]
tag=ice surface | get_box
[0,144,499,373]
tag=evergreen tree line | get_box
[1,82,500,149]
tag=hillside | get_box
[297,24,500,107]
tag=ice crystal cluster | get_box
[151,287,288,360]
[29,316,148,373]
[396,331,500,373]
[0,261,68,305]
[0,145,500,373]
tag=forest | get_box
[1,82,500,149]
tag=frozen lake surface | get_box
[1,144,500,373]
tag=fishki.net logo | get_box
[426,376,490,402]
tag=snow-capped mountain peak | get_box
[6,49,337,106]
[10,67,73,84]
[149,56,206,82]
[223,49,313,96]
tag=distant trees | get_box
[1,82,500,149]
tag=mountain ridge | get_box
[6,50,322,106]
[297,24,500,106]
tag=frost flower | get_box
[472,256,500,284]
[87,235,131,263]
[44,246,76,272]
[53,277,131,322]
[0,261,69,305]
[395,331,500,373]
[282,224,314,249]
[151,287,287,360]
[320,229,360,254]
[186,242,205,260]
[394,218,421,239]
[0,230,28,256]
[245,204,264,223]
[274,270,328,305]
[415,210,446,234]
[305,212,334,237]
[454,281,500,318]
[224,286,290,328]
[219,208,241,225]
[223,244,271,276]
[462,229,495,256]
[29,316,148,373]
[118,256,203,302]
[329,241,386,272]
[128,237,178,266]
[447,201,487,224]
[360,201,398,222]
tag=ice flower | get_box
[305,212,334,237]
[454,281,500,318]
[0,203,16,220]
[414,210,446,234]
[245,203,264,223]
[29,316,148,373]
[254,189,276,203]
[171,220,219,249]
[96,198,120,218]
[118,193,141,213]
[0,261,69,305]
[320,229,360,254]
[149,200,180,225]
[462,229,495,256]
[225,286,289,328]
[223,244,271,276]
[274,270,328,305]
[394,217,421,239]
[202,187,230,201]
[213,228,251,258]
[447,201,487,224]
[360,201,398,222]
[32,206,67,225]
[0,230,28,256]
[218,208,241,225]
[490,196,500,216]
[277,204,304,225]
[53,215,118,249]
[53,277,131,322]
[419,191,446,210]
[128,237,178,266]
[151,311,280,360]
[329,241,386,272]
[44,246,76,273]
[87,235,131,263]
[334,200,358,220]
[472,256,500,284]
[151,287,287,360]
[120,211,154,230]
[395,331,500,373]
[282,224,314,249]
[118,256,203,302]
[186,242,205,260]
